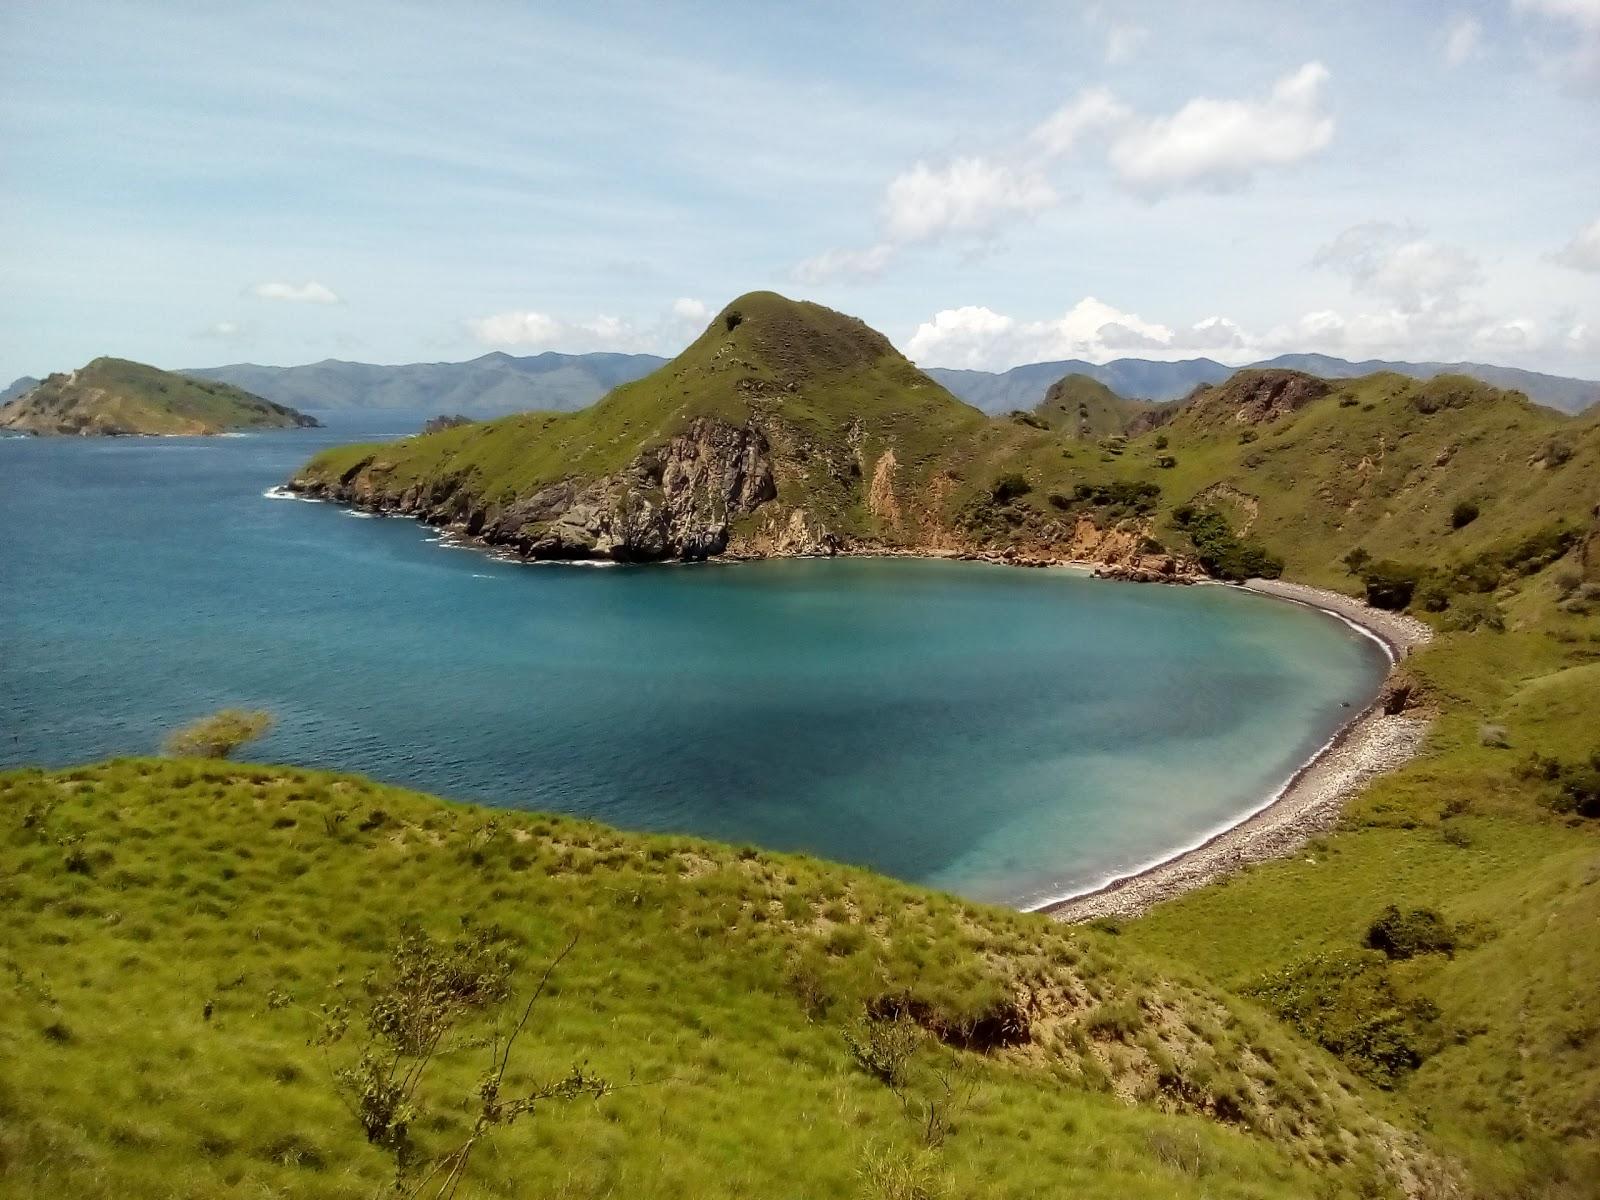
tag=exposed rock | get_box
[421,413,474,434]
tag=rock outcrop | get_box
[296,417,777,562]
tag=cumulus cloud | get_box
[1313,222,1482,313]
[1107,63,1335,193]
[903,289,1556,374]
[252,280,340,304]
[881,158,1057,243]
[1444,14,1484,64]
[195,320,247,340]
[468,297,713,353]
[903,297,1246,369]
[797,64,1336,280]
[1552,216,1600,271]
[1028,88,1129,157]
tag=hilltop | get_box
[0,358,319,436]
[1024,374,1162,439]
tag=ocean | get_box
[0,415,1387,907]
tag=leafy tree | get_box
[990,473,1032,504]
[164,708,274,759]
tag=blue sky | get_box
[2,0,1597,383]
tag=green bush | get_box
[1450,500,1480,530]
[1172,506,1283,581]
[990,473,1032,504]
[1365,906,1456,960]
[1359,561,1422,610]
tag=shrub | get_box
[845,1014,923,1087]
[1360,561,1421,610]
[724,310,743,331]
[1442,594,1506,632]
[1155,454,1177,469]
[990,473,1032,504]
[1343,547,1371,576]
[1365,906,1456,960]
[1153,434,1169,450]
[164,709,275,760]
[1450,500,1480,530]
[1172,506,1283,581]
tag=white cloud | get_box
[1105,24,1149,64]
[1028,88,1129,157]
[881,158,1056,242]
[468,298,713,353]
[1313,222,1482,313]
[1444,15,1484,64]
[793,242,896,284]
[195,319,246,340]
[1514,0,1600,29]
[252,280,340,304]
[798,64,1336,281]
[1512,0,1600,82]
[904,297,1250,370]
[1107,62,1335,192]
[1552,216,1600,271]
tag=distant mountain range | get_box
[182,351,670,415]
[4,348,1593,417]
[924,354,1600,415]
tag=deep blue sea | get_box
[0,415,1387,907]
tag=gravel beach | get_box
[1039,580,1434,923]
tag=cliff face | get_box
[300,417,778,561]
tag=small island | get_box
[0,356,321,436]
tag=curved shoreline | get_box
[1035,580,1433,923]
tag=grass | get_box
[1,759,1442,1199]
[0,357,316,435]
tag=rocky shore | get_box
[1039,581,1435,923]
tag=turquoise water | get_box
[0,419,1387,907]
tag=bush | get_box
[164,709,275,760]
[1155,454,1177,469]
[1365,906,1456,960]
[1443,594,1506,632]
[1172,506,1283,581]
[1360,561,1422,610]
[1343,547,1371,576]
[990,473,1032,504]
[1450,500,1480,530]
[1153,434,1169,450]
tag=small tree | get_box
[164,708,274,759]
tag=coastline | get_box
[270,486,1440,921]
[1036,579,1434,923]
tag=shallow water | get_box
[0,417,1387,907]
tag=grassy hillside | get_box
[1023,374,1161,440]
[0,358,319,436]
[0,760,1444,1200]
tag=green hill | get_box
[0,358,320,436]
[1023,373,1161,440]
[0,759,1448,1199]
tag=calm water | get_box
[0,417,1387,907]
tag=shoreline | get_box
[270,486,1439,921]
[1035,579,1434,923]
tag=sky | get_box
[2,0,1598,385]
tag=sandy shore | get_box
[1039,579,1434,923]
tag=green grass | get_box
[1,760,1444,1199]
[0,358,315,435]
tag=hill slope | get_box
[0,358,319,436]
[184,350,666,415]
[0,758,1448,1199]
